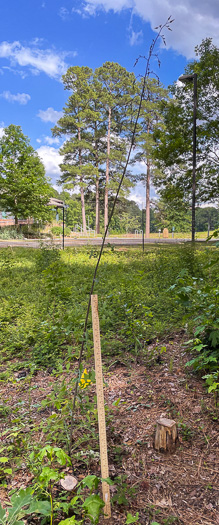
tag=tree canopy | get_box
[0,125,52,224]
[153,38,219,206]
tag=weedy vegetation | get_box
[0,243,218,524]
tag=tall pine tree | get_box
[52,66,98,232]
[133,78,168,236]
[94,62,136,230]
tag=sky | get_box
[0,0,218,206]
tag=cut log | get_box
[154,417,178,452]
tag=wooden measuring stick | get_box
[91,294,111,519]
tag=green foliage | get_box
[51,226,71,237]
[152,197,191,233]
[0,487,33,525]
[29,445,71,488]
[196,207,218,232]
[0,456,12,478]
[0,228,24,240]
[0,469,107,525]
[82,495,104,524]
[125,512,139,523]
[169,247,219,393]
[58,517,81,524]
[0,244,214,371]
[154,38,219,205]
[178,421,194,441]
[0,125,52,223]
[1,243,218,524]
[111,475,136,506]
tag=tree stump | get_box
[154,417,178,452]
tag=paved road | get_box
[0,236,206,248]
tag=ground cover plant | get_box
[0,243,218,524]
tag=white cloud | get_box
[59,6,88,19]
[0,91,31,105]
[129,181,157,206]
[36,135,61,145]
[44,136,60,145]
[59,7,70,20]
[129,29,143,46]
[84,0,132,14]
[83,0,219,58]
[30,37,45,46]
[0,41,71,79]
[37,107,63,123]
[36,145,63,184]
[0,126,5,138]
[72,7,84,16]
[2,65,27,79]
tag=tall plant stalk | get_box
[69,17,174,452]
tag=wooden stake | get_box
[91,295,111,519]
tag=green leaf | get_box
[54,447,71,466]
[28,500,51,517]
[7,487,33,525]
[126,512,139,523]
[58,517,81,524]
[113,397,121,406]
[101,477,114,486]
[0,504,6,525]
[81,475,99,491]
[38,467,60,486]
[3,468,12,475]
[208,383,219,393]
[70,496,80,506]
[82,494,104,523]
[0,457,9,463]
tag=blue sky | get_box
[0,0,218,205]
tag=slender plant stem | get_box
[69,17,173,452]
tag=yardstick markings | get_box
[91,294,111,519]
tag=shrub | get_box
[0,226,24,239]
[51,226,71,237]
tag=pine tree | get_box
[94,62,136,231]
[86,80,107,233]
[132,78,168,237]
[52,66,98,233]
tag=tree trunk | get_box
[145,159,151,238]
[80,184,86,234]
[145,122,150,238]
[95,174,100,234]
[78,129,87,233]
[95,132,100,234]
[104,106,111,232]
